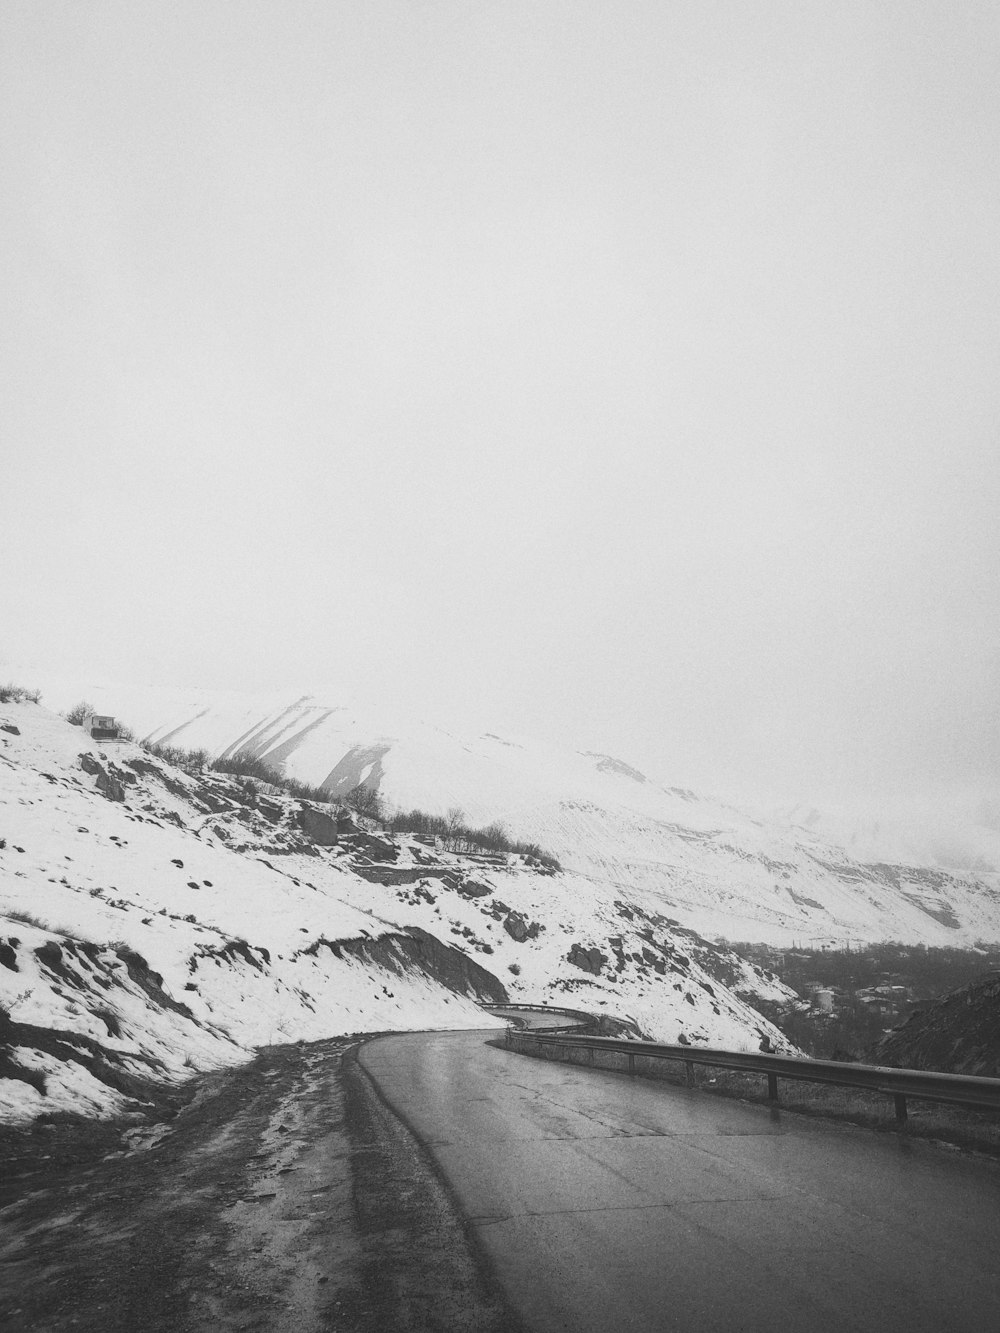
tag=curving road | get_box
[360,1024,1000,1333]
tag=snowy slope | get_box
[1,701,795,1123]
[40,682,1000,949]
[772,801,1000,878]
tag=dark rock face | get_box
[192,787,231,813]
[352,865,459,890]
[504,913,530,943]
[567,943,608,975]
[34,939,73,982]
[458,879,492,899]
[337,821,400,862]
[256,797,284,824]
[79,753,127,802]
[298,803,341,846]
[126,756,198,804]
[503,911,541,943]
[872,975,1000,1077]
[298,927,508,1005]
[1,723,20,735]
[114,945,195,1018]
[191,939,270,974]
[402,927,509,1003]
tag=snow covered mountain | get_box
[0,699,794,1123]
[40,682,1000,950]
[771,801,1000,879]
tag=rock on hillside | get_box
[872,973,1000,1077]
[37,683,1000,948]
[1,701,795,1123]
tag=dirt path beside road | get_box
[0,1036,518,1332]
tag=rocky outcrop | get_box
[298,803,341,846]
[457,879,492,899]
[79,753,129,802]
[872,974,1000,1076]
[503,911,541,943]
[567,943,608,975]
[114,945,196,1019]
[402,927,508,1002]
[352,865,460,890]
[504,913,530,942]
[297,927,507,1005]
[337,814,399,862]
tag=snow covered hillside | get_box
[1,700,794,1123]
[42,683,1000,949]
[771,801,1000,879]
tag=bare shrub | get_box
[142,740,210,768]
[0,683,41,704]
[344,783,384,819]
[5,909,48,929]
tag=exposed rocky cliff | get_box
[872,973,1000,1076]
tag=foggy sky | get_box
[3,2,998,811]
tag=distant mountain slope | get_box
[773,803,1000,878]
[872,973,1000,1076]
[45,683,1000,949]
[0,701,794,1123]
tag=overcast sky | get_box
[2,2,998,810]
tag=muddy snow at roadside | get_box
[1,1035,518,1333]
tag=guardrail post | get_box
[894,1094,908,1124]
[627,1052,635,1076]
[767,1072,779,1102]
[685,1061,695,1088]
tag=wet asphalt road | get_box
[360,1026,1000,1333]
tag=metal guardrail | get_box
[484,1002,595,1033]
[483,1004,1000,1124]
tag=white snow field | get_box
[35,681,1000,948]
[1,700,795,1123]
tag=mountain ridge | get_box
[0,698,796,1123]
[36,682,1000,950]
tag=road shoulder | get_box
[1,1034,521,1332]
